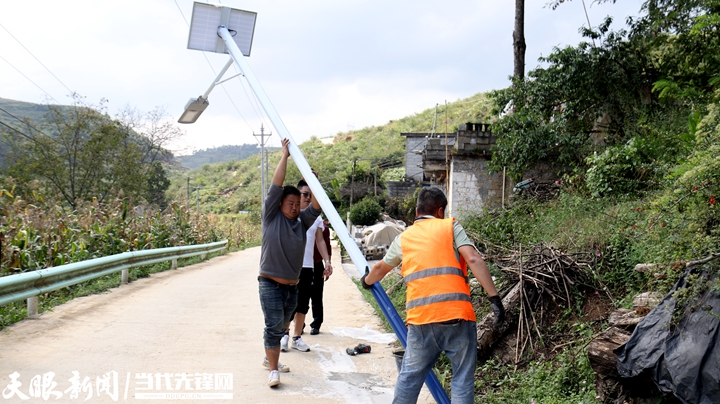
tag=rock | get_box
[608,309,645,330]
[632,292,662,316]
[633,263,657,273]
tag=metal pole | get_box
[261,125,265,199]
[254,124,270,201]
[217,26,450,404]
[202,58,234,100]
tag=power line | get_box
[0,21,74,95]
[0,106,52,138]
[0,118,33,139]
[0,54,59,104]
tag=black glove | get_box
[360,267,372,289]
[489,295,505,327]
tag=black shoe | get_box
[310,327,320,335]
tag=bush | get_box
[349,198,382,226]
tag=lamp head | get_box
[178,96,209,124]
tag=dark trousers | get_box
[309,261,326,329]
[292,261,326,328]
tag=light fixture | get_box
[178,96,209,124]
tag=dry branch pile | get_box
[477,243,608,362]
[515,181,561,203]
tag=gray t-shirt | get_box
[259,184,321,281]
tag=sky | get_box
[0,0,645,155]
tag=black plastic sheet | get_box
[615,265,720,404]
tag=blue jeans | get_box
[258,277,298,349]
[393,320,477,404]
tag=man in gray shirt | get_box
[259,138,321,387]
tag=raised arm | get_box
[272,138,291,187]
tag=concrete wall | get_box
[387,180,418,198]
[448,156,509,220]
[447,157,559,220]
[403,135,427,182]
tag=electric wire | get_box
[0,118,33,140]
[0,21,74,95]
[0,54,59,104]
[0,106,53,138]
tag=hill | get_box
[165,92,495,214]
[177,144,272,170]
[0,98,62,167]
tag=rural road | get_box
[0,245,435,403]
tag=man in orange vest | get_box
[361,187,504,404]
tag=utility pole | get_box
[191,186,204,215]
[374,167,377,196]
[254,124,272,201]
[350,158,357,207]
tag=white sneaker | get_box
[291,337,310,352]
[263,357,290,373]
[280,334,289,352]
[268,370,280,387]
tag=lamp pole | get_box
[182,17,449,402]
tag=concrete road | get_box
[0,246,434,404]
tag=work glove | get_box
[489,295,505,327]
[360,267,372,290]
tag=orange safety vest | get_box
[400,217,476,325]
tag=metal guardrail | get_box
[0,240,228,314]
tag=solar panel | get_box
[187,2,256,56]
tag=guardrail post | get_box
[172,259,178,269]
[27,296,38,318]
[122,268,129,284]
[201,253,207,261]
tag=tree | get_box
[514,0,527,79]
[0,95,178,208]
[490,11,695,185]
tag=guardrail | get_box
[0,240,228,316]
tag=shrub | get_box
[349,198,382,226]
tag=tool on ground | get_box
[346,343,372,356]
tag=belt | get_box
[258,276,299,290]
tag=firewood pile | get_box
[475,243,609,362]
[515,181,561,203]
[494,243,602,305]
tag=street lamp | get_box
[177,2,256,124]
[178,5,449,402]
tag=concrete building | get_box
[401,123,557,221]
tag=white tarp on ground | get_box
[362,221,405,247]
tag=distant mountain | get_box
[177,144,278,170]
[0,97,59,168]
[0,97,57,124]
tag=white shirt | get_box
[303,216,324,268]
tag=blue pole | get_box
[368,273,451,404]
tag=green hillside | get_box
[165,92,495,214]
[177,144,277,170]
